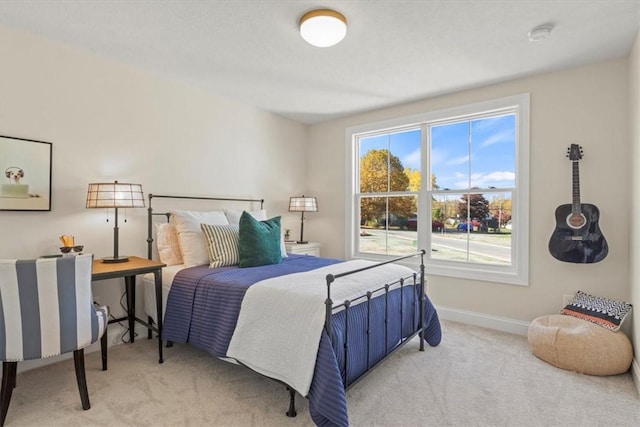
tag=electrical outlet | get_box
[562,294,573,306]
[107,322,147,346]
[108,324,128,345]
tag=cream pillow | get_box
[172,210,229,267]
[201,223,240,268]
[155,223,183,266]
[224,209,288,258]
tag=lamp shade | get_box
[299,9,347,47]
[288,195,318,244]
[86,181,145,209]
[86,180,144,263]
[288,196,318,212]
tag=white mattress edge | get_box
[142,264,186,322]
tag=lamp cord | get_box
[116,291,137,344]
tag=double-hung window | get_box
[346,94,529,285]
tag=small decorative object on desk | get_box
[284,229,292,242]
[59,235,83,255]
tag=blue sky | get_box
[360,114,515,190]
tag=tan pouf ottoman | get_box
[528,314,633,376]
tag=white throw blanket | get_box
[226,259,416,396]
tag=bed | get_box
[142,194,442,426]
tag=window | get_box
[346,94,529,285]
[357,128,420,256]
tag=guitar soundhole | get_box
[566,213,586,229]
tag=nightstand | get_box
[92,256,166,363]
[285,241,321,256]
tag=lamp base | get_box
[296,241,309,244]
[101,256,130,263]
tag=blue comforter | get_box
[162,255,441,426]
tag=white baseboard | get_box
[436,305,531,336]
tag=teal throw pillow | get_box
[238,211,283,268]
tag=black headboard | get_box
[146,193,264,259]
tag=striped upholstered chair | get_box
[0,254,108,426]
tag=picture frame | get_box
[0,135,52,211]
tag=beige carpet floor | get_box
[3,320,639,426]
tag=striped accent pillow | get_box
[201,223,240,268]
[561,290,632,331]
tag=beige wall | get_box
[0,27,308,320]
[629,30,640,386]
[1,25,636,377]
[308,59,631,325]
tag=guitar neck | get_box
[572,161,581,214]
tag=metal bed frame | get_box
[145,193,427,418]
[326,251,426,385]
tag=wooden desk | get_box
[92,256,166,363]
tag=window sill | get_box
[425,260,528,286]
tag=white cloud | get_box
[485,171,515,181]
[430,147,446,166]
[479,129,514,148]
[402,148,421,169]
[453,171,515,188]
[446,155,469,166]
[472,115,503,131]
[471,171,515,187]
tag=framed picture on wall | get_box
[0,135,52,211]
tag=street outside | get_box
[359,228,511,265]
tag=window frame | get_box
[345,93,530,285]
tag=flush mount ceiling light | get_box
[528,23,554,42]
[299,9,347,47]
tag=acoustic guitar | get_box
[548,144,608,263]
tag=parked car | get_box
[457,219,481,231]
[485,217,499,230]
[431,220,444,231]
[406,217,445,231]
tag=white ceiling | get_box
[1,1,639,124]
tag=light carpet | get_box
[3,320,639,426]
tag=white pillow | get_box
[155,223,183,266]
[172,210,229,267]
[224,209,267,224]
[224,209,288,258]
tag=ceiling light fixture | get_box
[528,23,554,42]
[299,9,347,48]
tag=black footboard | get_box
[325,250,426,390]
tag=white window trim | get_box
[345,93,530,286]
